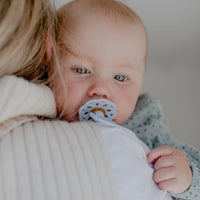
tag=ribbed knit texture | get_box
[0,75,56,123]
[0,120,118,200]
[0,76,118,200]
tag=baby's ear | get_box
[45,28,53,62]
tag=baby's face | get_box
[52,13,147,124]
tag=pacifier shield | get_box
[79,99,116,121]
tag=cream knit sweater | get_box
[0,76,118,200]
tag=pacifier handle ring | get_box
[92,108,106,116]
[79,99,116,122]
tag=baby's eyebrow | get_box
[63,46,95,63]
[63,46,78,58]
[116,62,139,72]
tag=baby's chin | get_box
[113,118,124,125]
[114,114,132,125]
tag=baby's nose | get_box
[87,78,111,99]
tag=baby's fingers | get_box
[154,155,174,171]
[147,145,174,163]
[153,166,176,183]
[158,179,186,194]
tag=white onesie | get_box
[79,99,172,200]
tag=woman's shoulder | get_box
[0,75,56,123]
[0,118,117,200]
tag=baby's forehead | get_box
[57,1,148,62]
[58,0,145,31]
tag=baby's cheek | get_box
[117,98,137,124]
[115,106,134,125]
[52,84,68,114]
[55,92,65,114]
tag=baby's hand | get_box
[147,145,192,194]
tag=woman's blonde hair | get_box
[0,0,57,82]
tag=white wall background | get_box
[54,0,200,150]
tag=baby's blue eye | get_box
[114,75,127,82]
[76,68,89,74]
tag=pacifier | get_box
[79,99,116,122]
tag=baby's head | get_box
[51,0,148,124]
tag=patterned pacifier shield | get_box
[79,99,116,122]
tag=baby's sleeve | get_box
[123,93,200,200]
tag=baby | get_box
[49,0,193,199]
